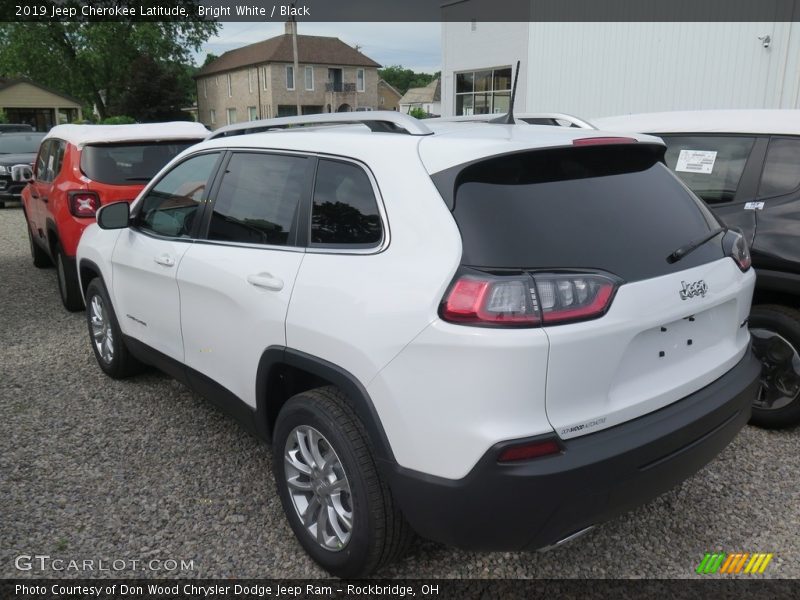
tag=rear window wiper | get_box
[666,226,728,264]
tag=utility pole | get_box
[291,6,301,116]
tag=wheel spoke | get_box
[285,449,311,475]
[330,494,353,530]
[327,504,349,543]
[296,430,316,468]
[316,499,329,544]
[286,474,312,491]
[303,496,320,527]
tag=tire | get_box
[27,223,52,268]
[272,386,414,577]
[749,304,800,428]
[56,247,84,311]
[85,278,144,379]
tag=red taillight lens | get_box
[441,271,618,327]
[498,439,561,462]
[573,136,638,146]
[441,274,540,326]
[724,229,751,272]
[68,191,101,218]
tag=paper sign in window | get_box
[676,150,717,174]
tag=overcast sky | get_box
[196,22,442,73]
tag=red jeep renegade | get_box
[21,122,208,310]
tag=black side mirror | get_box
[11,164,33,183]
[97,201,130,230]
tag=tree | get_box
[114,55,194,122]
[0,14,218,119]
[378,65,436,95]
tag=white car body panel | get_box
[178,243,305,408]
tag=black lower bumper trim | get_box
[384,351,760,551]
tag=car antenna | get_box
[489,61,520,125]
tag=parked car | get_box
[77,112,759,577]
[0,131,45,207]
[21,122,208,311]
[594,110,800,428]
[0,123,34,133]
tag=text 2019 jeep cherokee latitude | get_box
[76,112,760,577]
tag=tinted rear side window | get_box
[451,145,722,283]
[660,135,755,203]
[310,159,382,247]
[758,137,800,198]
[81,142,198,185]
[208,152,310,246]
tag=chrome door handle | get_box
[247,273,284,291]
[154,254,176,267]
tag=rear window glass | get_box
[80,142,198,185]
[450,145,723,283]
[0,133,45,154]
[660,135,755,203]
[758,137,800,198]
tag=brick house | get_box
[195,24,381,128]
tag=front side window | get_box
[137,153,219,238]
[661,135,755,204]
[455,66,511,115]
[286,66,295,90]
[80,142,197,185]
[208,152,310,246]
[311,159,382,247]
[356,69,365,92]
[758,137,800,198]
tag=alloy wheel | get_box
[89,294,114,364]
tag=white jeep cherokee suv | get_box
[77,112,760,577]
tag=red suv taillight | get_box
[68,191,101,218]
[440,270,619,327]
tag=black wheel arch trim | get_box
[256,346,396,463]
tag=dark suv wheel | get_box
[749,305,800,428]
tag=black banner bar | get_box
[3,0,800,22]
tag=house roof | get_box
[377,79,403,99]
[398,79,441,105]
[0,78,83,106]
[196,34,380,78]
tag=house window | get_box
[286,66,295,90]
[227,73,232,97]
[305,66,314,91]
[261,66,268,90]
[248,106,257,121]
[210,109,216,125]
[455,66,512,116]
[227,108,237,125]
[248,69,255,93]
[356,69,365,92]
[203,79,207,98]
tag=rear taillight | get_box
[440,270,619,327]
[723,229,751,272]
[573,136,638,146]
[68,191,101,218]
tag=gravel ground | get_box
[1,205,798,580]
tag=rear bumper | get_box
[384,350,760,551]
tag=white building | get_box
[441,19,800,118]
[398,79,442,116]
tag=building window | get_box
[227,73,232,97]
[210,109,216,125]
[286,66,295,90]
[248,106,258,121]
[356,69,365,92]
[248,68,255,93]
[455,66,512,116]
[227,108,237,125]
[203,79,207,98]
[305,66,314,91]
[261,66,268,90]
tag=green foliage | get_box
[114,54,193,122]
[101,116,136,125]
[408,107,428,119]
[378,65,436,95]
[0,109,7,124]
[0,13,218,119]
[202,53,219,67]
